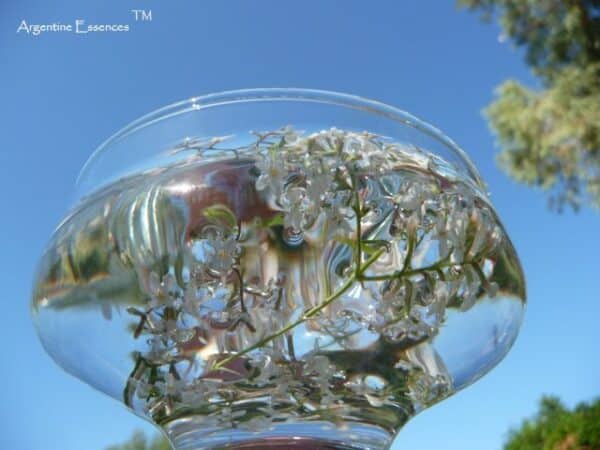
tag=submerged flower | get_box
[119,126,511,427]
[155,372,185,397]
[147,272,181,309]
[193,236,239,274]
[255,153,285,192]
[183,284,211,317]
[278,185,321,232]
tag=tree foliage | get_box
[105,430,170,450]
[504,396,600,449]
[458,0,600,211]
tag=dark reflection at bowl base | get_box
[163,418,394,450]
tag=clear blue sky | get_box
[1,1,598,449]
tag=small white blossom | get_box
[169,135,234,156]
[193,237,239,274]
[123,126,510,428]
[255,153,285,192]
[155,372,185,397]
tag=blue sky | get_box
[1,1,599,449]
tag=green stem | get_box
[403,233,415,271]
[359,253,453,282]
[213,247,385,370]
[123,353,147,406]
[352,174,363,277]
[469,260,488,287]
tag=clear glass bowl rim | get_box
[76,88,485,190]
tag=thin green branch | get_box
[352,173,363,278]
[359,250,452,282]
[123,353,147,406]
[213,247,386,370]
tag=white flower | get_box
[280,125,302,144]
[419,279,450,327]
[306,171,332,205]
[122,126,510,424]
[340,133,386,170]
[147,272,180,309]
[305,355,332,377]
[135,380,151,400]
[180,385,205,405]
[255,153,285,192]
[280,186,316,231]
[145,335,167,362]
[394,181,435,211]
[182,378,220,406]
[183,284,210,317]
[382,317,431,343]
[193,237,239,274]
[322,190,353,239]
[169,135,234,156]
[407,371,451,409]
[156,372,185,397]
[341,136,362,160]
[310,128,344,154]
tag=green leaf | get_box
[201,204,237,229]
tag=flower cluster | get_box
[120,126,506,431]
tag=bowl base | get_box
[162,418,394,450]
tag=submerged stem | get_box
[214,247,385,370]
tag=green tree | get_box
[105,430,170,450]
[504,396,600,449]
[458,0,600,211]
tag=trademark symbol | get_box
[131,9,152,21]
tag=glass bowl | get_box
[32,89,526,450]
